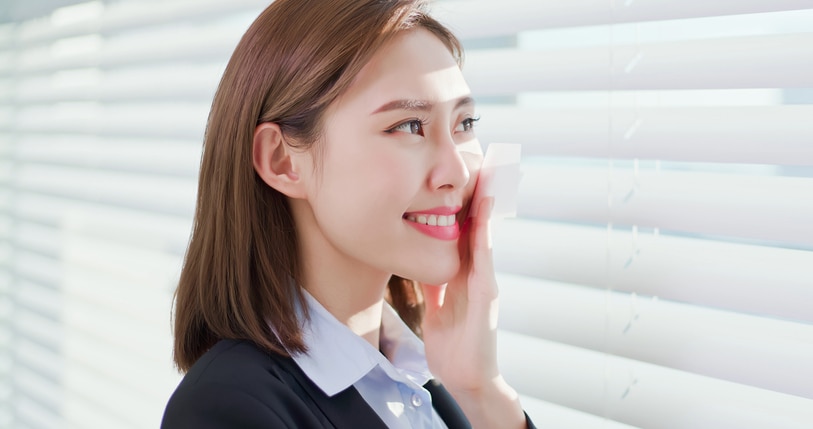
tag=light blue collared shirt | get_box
[290,290,449,428]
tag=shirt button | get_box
[411,393,423,407]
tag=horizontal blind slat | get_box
[12,370,62,429]
[17,1,813,44]
[518,395,641,429]
[16,338,63,384]
[435,0,813,39]
[14,64,224,103]
[13,253,61,290]
[64,336,174,394]
[16,0,267,44]
[464,33,813,94]
[493,219,813,323]
[518,165,813,246]
[16,103,209,139]
[477,105,813,165]
[15,163,197,216]
[498,331,813,429]
[15,25,242,73]
[497,273,813,398]
[13,305,62,350]
[12,195,191,254]
[16,135,201,176]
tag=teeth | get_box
[406,214,456,227]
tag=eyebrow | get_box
[371,96,475,115]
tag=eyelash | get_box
[386,118,429,136]
[459,116,480,132]
[385,115,480,136]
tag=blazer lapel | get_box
[425,380,472,429]
[274,353,388,428]
[315,385,389,429]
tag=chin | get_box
[402,257,460,286]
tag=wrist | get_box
[447,376,526,429]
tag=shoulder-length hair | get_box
[173,0,462,372]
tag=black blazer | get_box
[162,339,535,428]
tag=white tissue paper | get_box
[470,143,522,219]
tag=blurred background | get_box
[0,0,812,428]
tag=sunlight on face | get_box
[298,28,483,286]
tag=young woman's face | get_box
[300,28,482,285]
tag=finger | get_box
[457,218,472,266]
[469,196,498,299]
[467,156,490,219]
[471,196,495,260]
[420,282,447,315]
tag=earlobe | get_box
[252,122,306,198]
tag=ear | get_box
[252,122,308,199]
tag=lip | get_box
[403,206,462,241]
[403,206,462,216]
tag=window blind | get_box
[0,1,812,428]
[433,1,813,428]
[1,1,269,427]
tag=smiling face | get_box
[291,28,483,286]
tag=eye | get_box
[455,116,480,133]
[387,119,425,136]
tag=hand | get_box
[420,189,526,428]
[420,195,498,391]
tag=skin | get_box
[253,28,525,429]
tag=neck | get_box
[293,201,391,349]
[303,265,389,348]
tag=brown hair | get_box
[173,0,462,372]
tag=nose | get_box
[428,133,470,191]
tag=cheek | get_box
[315,148,418,219]
[352,152,414,196]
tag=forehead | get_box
[336,28,471,113]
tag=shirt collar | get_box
[289,289,433,396]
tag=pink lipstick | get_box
[403,206,462,240]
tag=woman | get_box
[162,0,534,427]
